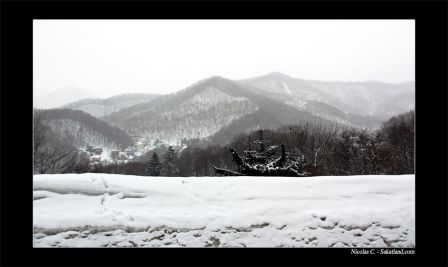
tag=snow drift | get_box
[33,173,415,247]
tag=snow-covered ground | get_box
[33,174,414,248]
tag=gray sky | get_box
[34,20,415,98]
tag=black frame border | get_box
[1,1,447,267]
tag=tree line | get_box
[88,109,414,177]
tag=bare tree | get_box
[33,114,47,157]
[33,112,79,174]
[306,124,337,168]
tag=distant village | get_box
[78,135,188,166]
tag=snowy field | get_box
[33,173,415,248]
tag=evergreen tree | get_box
[147,152,161,176]
[161,146,178,176]
[244,130,277,165]
[214,130,306,177]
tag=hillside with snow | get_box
[44,73,413,146]
[239,72,414,123]
[103,76,332,144]
[33,174,415,247]
[35,108,132,151]
[62,93,160,118]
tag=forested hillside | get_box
[104,76,335,144]
[95,110,414,177]
[35,108,132,151]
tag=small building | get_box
[93,148,103,155]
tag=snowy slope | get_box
[305,80,415,119]
[36,108,132,151]
[239,72,415,123]
[33,174,415,248]
[62,93,160,118]
[103,78,260,143]
[103,76,330,145]
[137,87,258,144]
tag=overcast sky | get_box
[34,20,414,98]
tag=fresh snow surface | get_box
[33,173,414,248]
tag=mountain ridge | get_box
[45,72,414,146]
[103,76,337,144]
[239,72,415,119]
[62,93,160,118]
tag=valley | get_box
[34,72,414,170]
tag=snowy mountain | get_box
[62,93,160,118]
[239,72,415,122]
[35,108,132,151]
[33,86,98,109]
[103,76,334,144]
[307,80,414,118]
[40,73,413,147]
